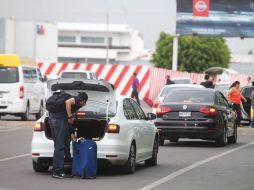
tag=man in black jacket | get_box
[49,92,88,179]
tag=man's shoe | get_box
[52,173,64,179]
[52,173,73,179]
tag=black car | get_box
[241,85,254,124]
[154,88,237,146]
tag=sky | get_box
[0,0,176,49]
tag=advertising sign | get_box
[176,0,254,37]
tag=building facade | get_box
[57,23,146,64]
[0,18,58,62]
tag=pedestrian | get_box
[249,90,254,128]
[131,73,140,105]
[227,81,247,127]
[200,74,215,88]
[247,76,252,85]
[49,92,88,179]
[166,75,175,85]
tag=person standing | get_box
[227,81,247,127]
[131,73,140,105]
[200,74,215,88]
[250,90,254,128]
[166,75,175,85]
[48,92,88,179]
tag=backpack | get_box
[46,91,72,113]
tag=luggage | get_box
[72,139,97,179]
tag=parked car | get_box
[31,78,158,174]
[0,54,45,120]
[154,88,237,147]
[241,85,254,124]
[59,70,98,80]
[171,77,192,84]
[152,84,204,113]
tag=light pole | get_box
[106,12,109,64]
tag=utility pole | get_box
[172,34,179,71]
[106,13,109,64]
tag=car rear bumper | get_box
[0,99,26,114]
[155,118,219,140]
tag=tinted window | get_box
[37,69,44,82]
[164,90,214,104]
[123,99,137,120]
[0,67,19,83]
[129,99,146,120]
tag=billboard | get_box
[176,0,254,37]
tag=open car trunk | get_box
[45,117,108,141]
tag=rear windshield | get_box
[78,100,116,118]
[61,72,88,79]
[0,67,19,83]
[164,90,214,104]
[172,79,192,84]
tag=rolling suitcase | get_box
[72,139,97,179]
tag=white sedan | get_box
[31,78,158,174]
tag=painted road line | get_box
[0,153,30,162]
[139,141,254,190]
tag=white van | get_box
[0,54,45,120]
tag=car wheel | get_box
[228,123,237,144]
[215,126,227,147]
[32,160,49,172]
[145,137,158,166]
[21,104,30,121]
[123,142,136,174]
[159,137,164,146]
[169,137,179,143]
[35,103,44,120]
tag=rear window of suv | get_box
[0,67,19,83]
[164,89,214,104]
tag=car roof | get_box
[171,77,192,80]
[60,69,95,74]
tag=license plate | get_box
[179,112,191,117]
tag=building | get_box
[0,18,58,62]
[57,22,146,64]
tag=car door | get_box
[241,87,254,119]
[129,99,154,158]
[217,92,235,134]
[123,99,144,159]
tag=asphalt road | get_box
[0,119,254,190]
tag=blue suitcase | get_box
[72,139,97,179]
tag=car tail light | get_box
[34,122,45,132]
[19,86,24,99]
[76,112,86,118]
[156,106,172,116]
[200,107,217,117]
[153,98,160,108]
[106,124,120,134]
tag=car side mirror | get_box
[147,113,156,120]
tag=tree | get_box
[151,32,231,73]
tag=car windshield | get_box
[164,90,214,104]
[0,67,19,83]
[61,72,88,79]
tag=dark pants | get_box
[49,112,68,175]
[131,89,140,105]
[232,104,241,126]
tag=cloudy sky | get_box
[0,0,176,48]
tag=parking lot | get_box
[1,118,254,190]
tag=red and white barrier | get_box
[38,62,251,107]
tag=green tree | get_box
[151,32,231,73]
